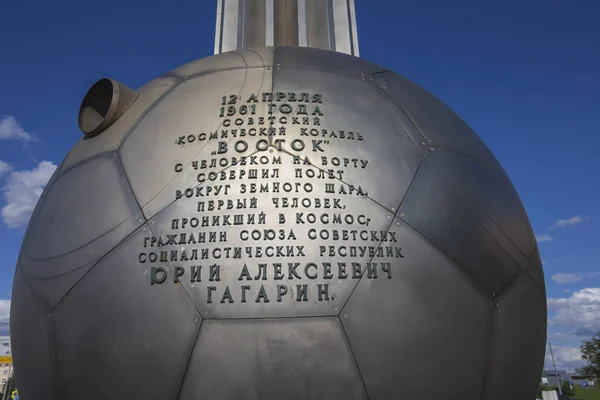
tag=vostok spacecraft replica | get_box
[10,1,546,399]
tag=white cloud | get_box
[1,161,57,228]
[553,215,584,229]
[0,300,9,337]
[547,288,600,334]
[552,273,584,285]
[545,345,584,370]
[0,300,9,325]
[0,161,10,177]
[548,214,597,231]
[0,116,33,141]
[536,234,553,243]
[555,257,577,264]
[548,332,575,340]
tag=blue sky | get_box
[0,0,599,370]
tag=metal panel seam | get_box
[339,149,428,314]
[393,148,428,213]
[116,151,145,220]
[338,315,373,400]
[175,315,204,400]
[372,85,425,152]
[148,149,262,223]
[338,217,395,315]
[481,302,497,400]
[116,79,182,147]
[140,62,267,215]
[51,223,148,310]
[147,224,205,317]
[402,220,493,300]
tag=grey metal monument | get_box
[10,1,547,399]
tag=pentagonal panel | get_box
[399,148,537,294]
[271,66,423,211]
[342,221,491,400]
[61,76,180,172]
[146,151,395,318]
[120,66,273,217]
[170,47,274,79]
[371,71,501,169]
[53,227,201,400]
[275,46,386,79]
[10,268,58,400]
[21,153,143,274]
[179,318,368,400]
[485,274,546,400]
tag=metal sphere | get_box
[10,47,546,400]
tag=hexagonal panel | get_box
[271,66,424,211]
[371,71,501,169]
[275,46,387,79]
[61,76,180,172]
[10,268,58,400]
[170,47,274,79]
[53,227,201,400]
[120,66,273,218]
[21,153,143,278]
[399,148,539,294]
[342,221,491,400]
[145,151,396,318]
[484,274,546,400]
[179,318,368,400]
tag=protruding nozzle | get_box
[78,78,139,138]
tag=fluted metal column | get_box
[214,0,359,56]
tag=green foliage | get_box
[574,385,600,400]
[538,384,559,398]
[579,332,600,385]
[562,380,575,397]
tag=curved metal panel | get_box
[399,148,539,295]
[120,67,272,218]
[371,72,501,169]
[170,47,275,79]
[179,318,368,400]
[146,152,395,318]
[53,227,201,400]
[274,46,386,78]
[484,274,547,400]
[18,260,94,307]
[61,76,180,172]
[342,221,491,400]
[10,268,58,400]
[18,207,143,306]
[21,153,142,269]
[271,67,424,211]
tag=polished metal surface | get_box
[11,46,545,400]
[215,0,359,55]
